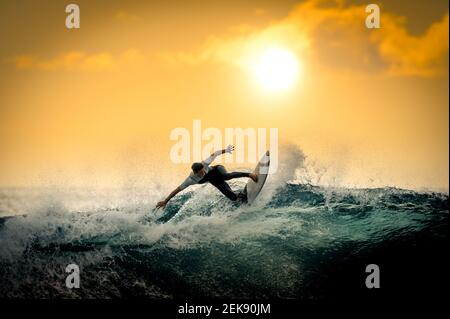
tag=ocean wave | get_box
[0,183,447,298]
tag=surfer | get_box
[155,145,258,209]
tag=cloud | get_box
[163,0,449,77]
[11,49,147,72]
[372,13,449,77]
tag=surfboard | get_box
[244,150,270,204]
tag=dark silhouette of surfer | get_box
[156,145,258,209]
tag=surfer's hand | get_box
[225,145,234,154]
[156,200,167,209]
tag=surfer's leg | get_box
[224,170,258,183]
[215,165,250,180]
[211,180,238,201]
[224,172,250,180]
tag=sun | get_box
[253,48,300,92]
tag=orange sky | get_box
[0,0,448,191]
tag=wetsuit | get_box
[198,165,249,201]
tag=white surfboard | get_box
[245,150,270,204]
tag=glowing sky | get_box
[0,0,448,191]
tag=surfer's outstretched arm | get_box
[156,145,234,209]
[203,145,234,165]
[156,186,182,209]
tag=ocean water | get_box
[0,181,447,299]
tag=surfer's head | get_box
[191,162,206,177]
